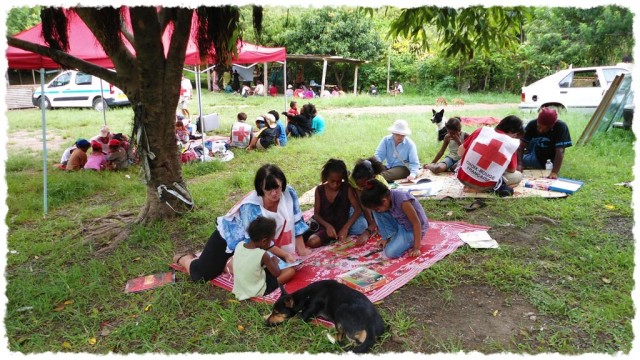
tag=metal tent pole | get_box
[40,68,48,215]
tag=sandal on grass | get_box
[464,199,486,212]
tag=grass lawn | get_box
[3,91,635,354]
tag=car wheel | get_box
[93,97,108,111]
[38,96,52,110]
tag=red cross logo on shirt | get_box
[232,128,249,142]
[472,138,508,170]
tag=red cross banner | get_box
[460,127,520,183]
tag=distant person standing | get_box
[232,70,240,92]
[180,75,193,119]
[517,107,572,179]
[369,84,379,96]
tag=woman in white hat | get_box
[374,119,421,182]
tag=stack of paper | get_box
[458,230,499,249]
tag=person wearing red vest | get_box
[456,115,524,197]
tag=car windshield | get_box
[603,68,630,84]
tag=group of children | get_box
[231,157,429,301]
[58,125,132,171]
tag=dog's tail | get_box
[350,330,375,354]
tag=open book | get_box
[277,258,303,270]
[337,266,388,293]
[397,177,431,185]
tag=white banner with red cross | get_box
[460,127,520,183]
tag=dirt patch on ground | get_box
[378,283,541,353]
[6,130,68,153]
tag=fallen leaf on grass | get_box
[227,299,240,304]
[133,257,141,261]
[604,205,615,210]
[64,299,74,305]
[519,329,529,336]
[446,211,453,217]
[62,341,72,349]
[144,304,152,312]
[88,337,97,345]
[492,310,499,317]
[602,277,612,284]
[237,325,244,331]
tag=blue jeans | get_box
[371,211,414,258]
[348,206,368,235]
[522,151,544,169]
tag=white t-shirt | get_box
[181,78,192,98]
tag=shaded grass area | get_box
[4,96,634,354]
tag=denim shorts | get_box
[439,156,459,171]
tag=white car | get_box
[519,64,632,112]
[32,70,129,111]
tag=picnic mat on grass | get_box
[299,169,567,205]
[171,218,488,308]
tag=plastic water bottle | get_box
[545,159,553,170]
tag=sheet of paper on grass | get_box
[396,181,443,197]
[458,230,499,249]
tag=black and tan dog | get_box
[265,280,385,353]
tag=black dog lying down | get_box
[265,280,385,353]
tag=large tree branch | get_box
[74,7,135,72]
[6,36,118,84]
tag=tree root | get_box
[81,211,136,256]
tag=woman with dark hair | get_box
[348,157,389,245]
[456,115,524,196]
[173,163,311,282]
[284,103,314,137]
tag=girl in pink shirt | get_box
[84,141,107,171]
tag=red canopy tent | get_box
[6,12,286,69]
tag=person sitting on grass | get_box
[303,159,366,248]
[90,125,112,154]
[374,119,421,182]
[287,101,299,116]
[456,115,524,197]
[231,216,296,301]
[268,110,288,147]
[424,117,469,174]
[175,120,190,144]
[228,112,253,149]
[283,103,314,138]
[247,114,280,151]
[348,157,389,245]
[65,139,91,171]
[517,107,572,179]
[84,140,107,171]
[106,139,129,171]
[360,179,429,259]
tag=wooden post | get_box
[386,48,391,93]
[321,59,328,96]
[263,62,268,96]
[353,64,359,95]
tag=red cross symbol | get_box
[233,128,249,142]
[472,138,508,170]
